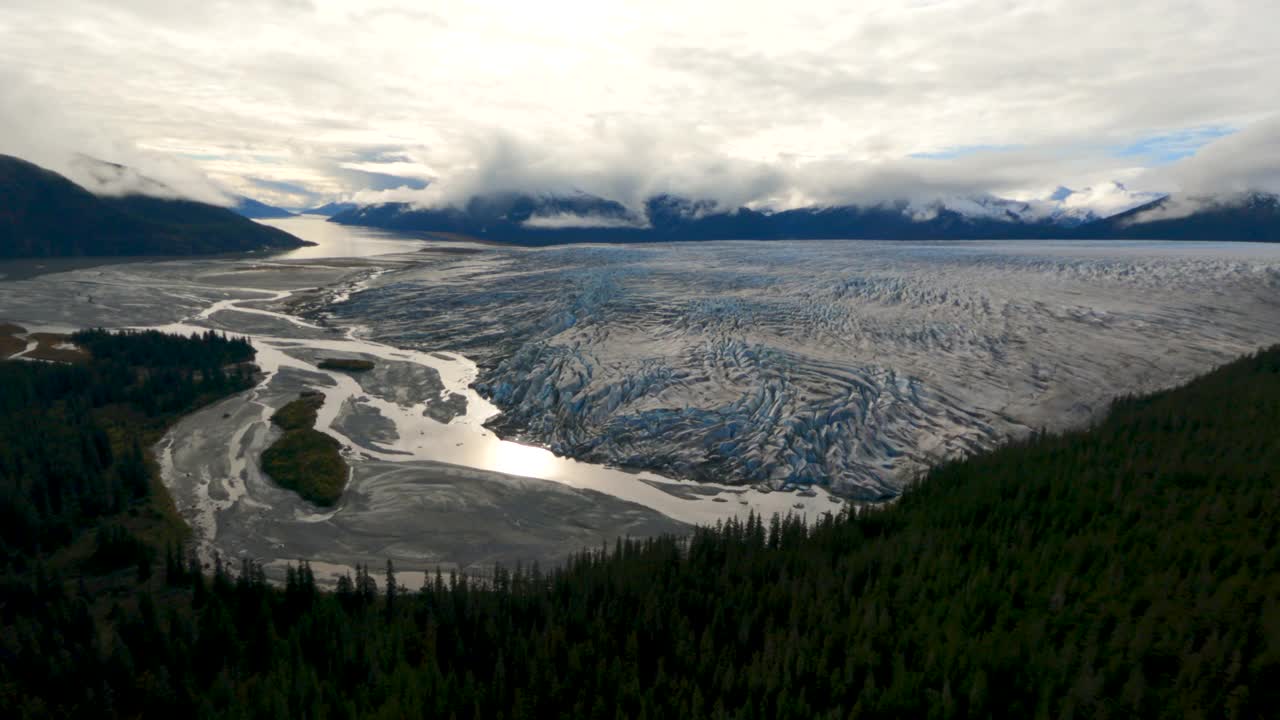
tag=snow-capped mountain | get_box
[1044,182,1168,224]
[923,183,1168,227]
[329,185,1277,244]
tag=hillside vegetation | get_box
[0,155,310,257]
[1,336,1277,718]
[0,329,255,563]
[318,357,376,372]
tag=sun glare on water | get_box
[486,441,561,480]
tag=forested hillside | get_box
[0,155,310,257]
[2,335,1278,718]
[0,329,255,561]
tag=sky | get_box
[1,0,1278,211]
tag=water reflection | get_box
[485,440,560,480]
[260,214,428,259]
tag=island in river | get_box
[0,215,831,582]
[261,391,349,507]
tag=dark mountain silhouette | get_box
[232,196,296,219]
[330,192,1068,244]
[332,192,638,243]
[1080,192,1280,242]
[330,188,1280,244]
[763,200,1065,241]
[0,155,311,258]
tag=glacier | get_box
[324,239,1280,500]
[4,234,1280,573]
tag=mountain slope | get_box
[1046,182,1167,225]
[232,196,296,219]
[1084,192,1280,241]
[332,192,639,243]
[0,155,311,258]
[916,183,1166,228]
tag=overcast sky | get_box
[1,0,1277,209]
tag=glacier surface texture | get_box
[327,240,1280,499]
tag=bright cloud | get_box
[0,0,1276,209]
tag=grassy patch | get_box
[272,390,324,431]
[261,428,347,507]
[0,335,24,358]
[25,332,90,362]
[263,391,348,506]
[0,321,27,358]
[318,357,376,372]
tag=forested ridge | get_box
[2,334,1278,718]
[0,155,309,258]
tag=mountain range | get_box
[916,182,1166,228]
[5,149,1276,254]
[329,184,1279,244]
[0,155,310,258]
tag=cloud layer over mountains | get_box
[1,1,1277,210]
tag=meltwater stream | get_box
[131,225,840,578]
[5,219,1280,582]
[0,222,840,582]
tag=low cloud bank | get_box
[1151,116,1280,197]
[340,118,1272,217]
[523,213,648,230]
[0,73,231,205]
[3,55,1276,221]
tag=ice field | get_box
[5,233,1280,575]
[330,239,1280,499]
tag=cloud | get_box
[0,69,232,204]
[1113,126,1238,164]
[1149,116,1280,196]
[1057,183,1163,218]
[0,0,1276,209]
[341,122,1272,217]
[910,145,1023,161]
[243,177,323,208]
[523,213,647,230]
[343,126,793,211]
